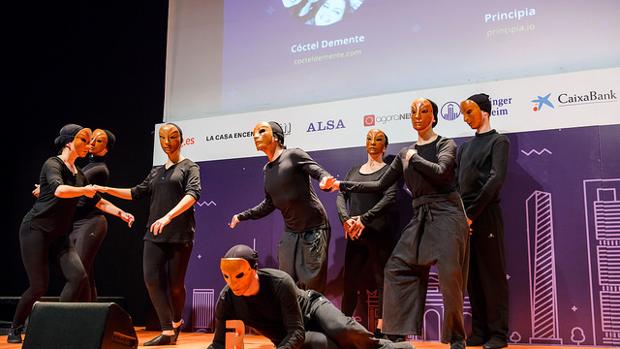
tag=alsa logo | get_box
[307,119,346,132]
[182,137,195,147]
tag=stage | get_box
[0,328,615,349]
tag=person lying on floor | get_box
[208,244,414,349]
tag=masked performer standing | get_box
[8,124,133,344]
[336,129,398,336]
[324,99,469,349]
[229,121,333,293]
[457,94,509,349]
[96,123,201,346]
[209,244,413,349]
[70,129,117,301]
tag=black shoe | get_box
[173,319,184,342]
[7,327,23,344]
[386,334,407,342]
[483,338,507,349]
[451,340,466,349]
[143,333,176,346]
[466,336,485,346]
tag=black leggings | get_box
[341,232,391,318]
[70,214,108,301]
[143,240,192,331]
[12,222,88,327]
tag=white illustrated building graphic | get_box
[583,179,620,346]
[192,289,215,332]
[525,191,562,344]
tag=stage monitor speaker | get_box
[23,302,137,349]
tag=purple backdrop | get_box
[185,124,620,346]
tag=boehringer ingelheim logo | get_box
[440,101,461,120]
[531,93,554,112]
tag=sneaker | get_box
[7,326,23,344]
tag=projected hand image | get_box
[283,0,364,26]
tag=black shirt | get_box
[211,269,308,349]
[24,157,101,236]
[341,136,458,198]
[457,130,509,220]
[131,158,201,243]
[336,164,398,234]
[237,148,331,232]
[74,156,110,220]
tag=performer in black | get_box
[96,123,201,346]
[335,129,398,335]
[323,99,469,349]
[229,121,334,293]
[457,94,509,349]
[209,244,414,349]
[8,124,134,344]
[70,128,116,301]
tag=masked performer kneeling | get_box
[208,244,414,349]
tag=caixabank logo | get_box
[531,90,617,112]
[307,119,346,132]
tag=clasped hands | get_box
[343,216,365,240]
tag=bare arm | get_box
[150,194,197,235]
[94,186,133,200]
[95,198,135,227]
[55,184,97,199]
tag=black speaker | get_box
[23,302,137,349]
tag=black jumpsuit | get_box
[457,130,509,343]
[12,157,100,328]
[237,148,332,292]
[336,164,398,319]
[340,137,469,344]
[208,268,413,349]
[131,158,201,331]
[70,155,110,301]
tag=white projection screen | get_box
[163,0,620,122]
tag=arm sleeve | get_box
[184,163,202,201]
[466,138,510,220]
[455,144,464,194]
[335,168,356,223]
[43,159,65,194]
[237,193,276,221]
[274,278,306,349]
[340,155,403,193]
[410,138,457,186]
[209,290,232,349]
[360,176,398,225]
[130,168,155,200]
[293,149,331,181]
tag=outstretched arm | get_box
[95,198,135,227]
[94,185,133,200]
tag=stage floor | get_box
[0,328,615,349]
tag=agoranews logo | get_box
[531,93,554,112]
[362,112,410,127]
[363,115,376,126]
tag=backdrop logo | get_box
[363,112,410,126]
[557,89,617,107]
[363,114,376,126]
[491,97,513,116]
[531,93,554,112]
[440,102,461,120]
[205,130,253,142]
[307,119,346,132]
[274,121,292,136]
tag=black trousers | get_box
[303,292,413,349]
[382,196,469,344]
[143,240,192,331]
[12,221,88,327]
[70,214,108,301]
[278,225,330,293]
[468,203,508,342]
[341,230,391,317]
